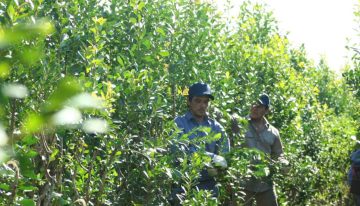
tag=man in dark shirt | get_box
[241,94,285,206]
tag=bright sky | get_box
[214,0,359,74]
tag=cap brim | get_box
[257,100,266,106]
[203,93,214,100]
[189,93,214,100]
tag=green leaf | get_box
[143,55,154,63]
[0,62,10,78]
[44,77,82,112]
[19,199,35,206]
[22,136,38,146]
[0,184,10,191]
[156,28,166,36]
[7,4,15,21]
[49,149,59,163]
[21,47,43,65]
[22,114,44,134]
[213,133,222,141]
[117,56,125,67]
[159,50,169,57]
[138,2,145,11]
[18,185,38,191]
[142,39,151,49]
[26,150,38,158]
[129,17,137,24]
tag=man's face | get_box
[188,96,210,119]
[250,103,268,120]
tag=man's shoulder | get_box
[267,123,280,136]
[207,117,224,131]
[174,114,185,121]
[174,114,186,124]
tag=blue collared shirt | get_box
[348,149,360,185]
[174,111,230,156]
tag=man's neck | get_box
[251,117,266,131]
[194,116,204,123]
[190,111,206,123]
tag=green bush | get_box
[0,0,358,205]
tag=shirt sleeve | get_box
[214,123,230,154]
[221,129,230,153]
[174,117,186,136]
[271,131,284,159]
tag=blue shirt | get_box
[174,111,230,157]
[173,111,230,189]
[348,149,360,185]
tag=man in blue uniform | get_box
[170,82,230,205]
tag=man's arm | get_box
[207,125,230,169]
[271,132,290,173]
[271,136,284,160]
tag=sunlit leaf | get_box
[7,4,15,21]
[159,50,169,57]
[2,83,28,99]
[156,28,166,36]
[82,118,108,134]
[0,62,10,78]
[225,71,230,79]
[49,149,59,163]
[138,2,145,11]
[22,114,44,134]
[129,17,137,24]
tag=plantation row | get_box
[0,0,359,205]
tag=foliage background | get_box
[0,0,359,205]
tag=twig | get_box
[84,149,99,203]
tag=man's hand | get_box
[278,158,290,174]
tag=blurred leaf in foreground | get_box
[2,83,28,99]
[0,125,8,146]
[66,93,104,109]
[82,118,108,134]
[51,107,82,126]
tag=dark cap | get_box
[188,82,214,100]
[258,94,270,108]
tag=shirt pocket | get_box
[262,133,275,145]
[245,134,257,148]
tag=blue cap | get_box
[188,83,214,100]
[258,94,270,108]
